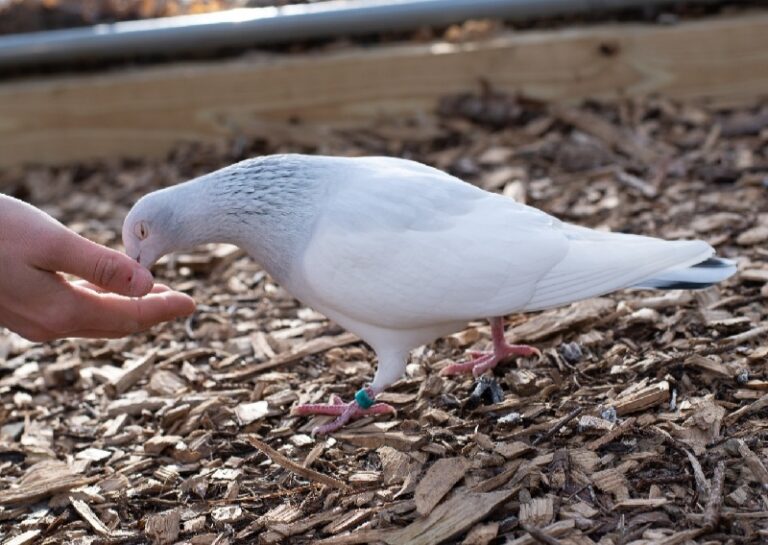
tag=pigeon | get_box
[123,154,736,434]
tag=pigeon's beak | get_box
[126,247,151,270]
[136,249,161,270]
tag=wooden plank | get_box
[0,13,767,167]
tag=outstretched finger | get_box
[35,231,154,297]
[60,285,196,337]
[72,279,174,295]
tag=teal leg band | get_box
[355,388,375,409]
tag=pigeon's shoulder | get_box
[312,155,556,236]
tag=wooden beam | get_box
[1,13,767,167]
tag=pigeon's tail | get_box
[631,256,737,290]
[523,225,737,312]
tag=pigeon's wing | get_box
[298,158,569,329]
[298,157,717,330]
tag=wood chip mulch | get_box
[1,91,768,545]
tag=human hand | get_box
[0,194,196,342]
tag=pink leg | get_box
[440,317,540,377]
[292,387,396,435]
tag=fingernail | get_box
[129,266,153,296]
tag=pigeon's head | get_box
[122,191,178,269]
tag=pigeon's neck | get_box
[189,155,324,283]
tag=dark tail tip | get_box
[632,256,737,291]
[693,257,737,269]
[642,280,717,290]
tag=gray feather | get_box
[632,257,737,290]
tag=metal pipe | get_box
[0,0,722,69]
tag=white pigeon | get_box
[123,154,736,434]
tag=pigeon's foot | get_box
[440,316,541,377]
[440,343,541,377]
[293,387,396,435]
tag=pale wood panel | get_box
[0,13,767,167]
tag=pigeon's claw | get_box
[440,343,541,377]
[441,316,541,377]
[293,387,396,435]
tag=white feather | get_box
[297,157,566,329]
[523,225,713,310]
[125,154,737,394]
[294,156,724,343]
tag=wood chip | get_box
[415,457,470,515]
[160,348,219,367]
[333,430,424,451]
[76,447,112,462]
[376,392,418,404]
[614,498,668,509]
[656,529,706,545]
[473,397,523,414]
[461,522,499,545]
[211,505,243,524]
[349,471,381,485]
[586,417,636,450]
[519,496,554,526]
[724,393,768,425]
[506,520,576,545]
[740,268,768,283]
[260,503,302,527]
[323,508,373,535]
[106,396,169,417]
[144,435,183,455]
[447,327,482,348]
[591,468,629,500]
[615,168,658,198]
[0,461,95,505]
[2,530,41,545]
[246,435,350,491]
[234,401,269,426]
[569,449,600,474]
[270,507,343,537]
[107,349,159,396]
[720,323,768,346]
[494,441,533,460]
[684,355,733,378]
[685,449,710,498]
[144,509,181,545]
[737,225,768,245]
[148,369,188,396]
[735,439,768,489]
[314,530,388,545]
[612,381,669,416]
[384,488,515,545]
[70,497,113,536]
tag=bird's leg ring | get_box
[440,317,541,377]
[293,385,396,435]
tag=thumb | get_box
[36,231,154,297]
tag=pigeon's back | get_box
[295,156,570,329]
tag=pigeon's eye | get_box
[135,221,149,240]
